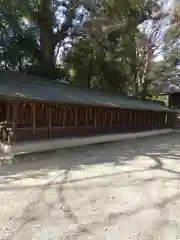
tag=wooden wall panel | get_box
[35,129,49,140]
[15,129,33,142]
[4,99,175,143]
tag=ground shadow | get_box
[0,133,180,184]
[2,133,180,238]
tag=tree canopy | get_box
[0,0,178,99]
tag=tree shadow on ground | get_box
[0,133,180,185]
[2,133,180,238]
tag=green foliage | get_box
[0,0,177,99]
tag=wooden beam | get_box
[48,104,52,139]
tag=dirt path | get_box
[1,133,180,239]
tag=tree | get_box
[65,0,174,96]
[158,2,180,92]
[65,35,130,92]
[65,4,134,93]
[1,0,85,78]
[0,21,40,73]
[85,0,176,24]
[0,0,176,101]
[163,3,180,67]
[64,39,97,88]
[134,20,164,98]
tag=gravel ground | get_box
[1,133,180,239]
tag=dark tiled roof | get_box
[0,71,172,112]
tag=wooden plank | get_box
[16,127,33,130]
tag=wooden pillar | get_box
[12,101,18,142]
[117,110,120,126]
[6,102,11,123]
[140,113,142,130]
[158,113,160,126]
[150,113,152,129]
[100,109,103,131]
[94,108,97,132]
[145,113,147,130]
[63,106,66,128]
[156,113,157,126]
[110,109,113,131]
[32,102,36,140]
[155,113,157,127]
[126,111,129,130]
[166,113,169,127]
[129,111,132,131]
[48,104,52,139]
[131,111,134,131]
[85,107,88,125]
[157,113,159,126]
[102,109,105,129]
[164,112,166,127]
[75,106,78,127]
[85,107,88,135]
[149,113,151,129]
[74,106,78,135]
[134,111,136,130]
[123,110,126,131]
[159,112,162,128]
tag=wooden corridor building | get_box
[0,71,176,145]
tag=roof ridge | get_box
[0,70,63,88]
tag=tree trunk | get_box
[36,0,57,79]
[18,55,22,72]
[87,52,93,88]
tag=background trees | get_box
[0,0,178,99]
